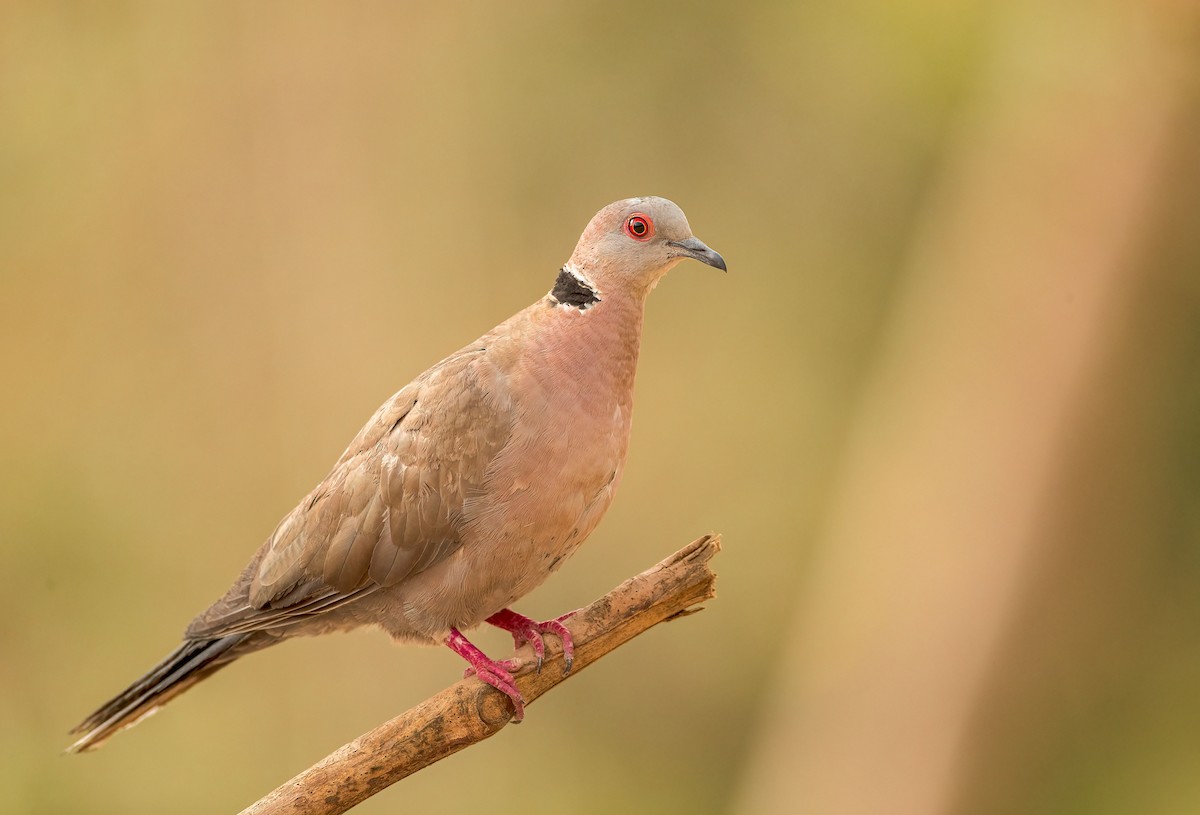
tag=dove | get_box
[69,196,726,752]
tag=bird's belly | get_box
[388,402,630,639]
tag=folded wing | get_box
[186,346,512,640]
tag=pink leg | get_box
[485,608,577,675]
[445,627,525,721]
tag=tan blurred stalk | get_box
[733,2,1195,814]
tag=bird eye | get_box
[624,214,654,241]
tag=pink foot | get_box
[446,627,525,721]
[485,608,577,675]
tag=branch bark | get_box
[239,534,721,815]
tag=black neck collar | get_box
[550,267,600,309]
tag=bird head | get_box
[566,197,726,298]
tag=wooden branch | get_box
[239,534,721,815]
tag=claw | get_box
[554,611,577,674]
[446,628,526,721]
[462,657,522,679]
[446,609,578,721]
[485,608,576,677]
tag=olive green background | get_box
[2,2,1199,814]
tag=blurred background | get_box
[2,1,1199,813]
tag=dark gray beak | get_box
[668,236,727,272]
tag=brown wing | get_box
[186,346,511,639]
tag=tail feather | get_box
[68,634,249,752]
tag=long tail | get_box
[67,633,253,752]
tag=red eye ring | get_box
[624,214,654,241]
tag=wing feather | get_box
[186,346,510,640]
